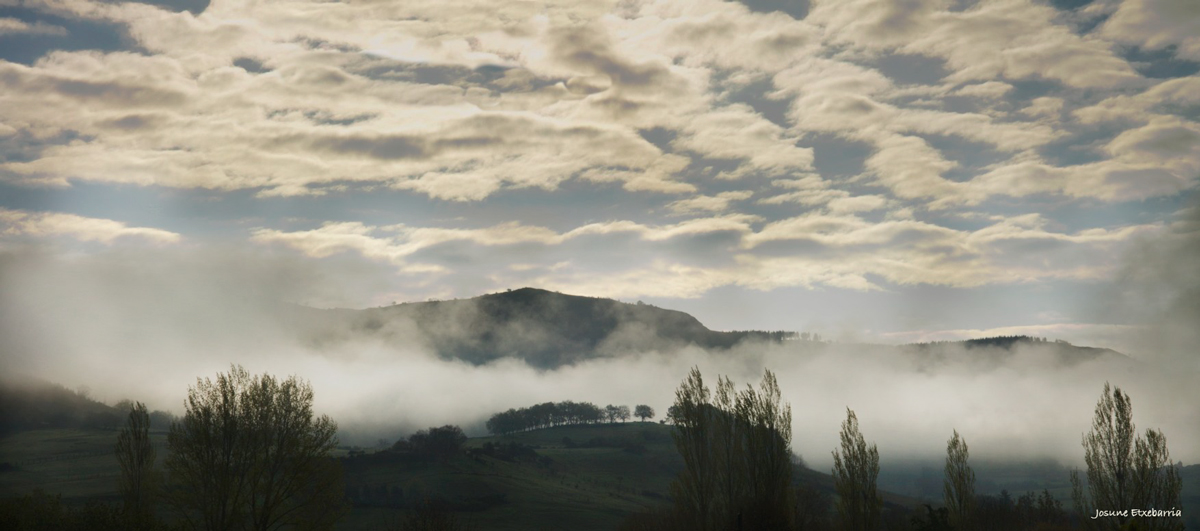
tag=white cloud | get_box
[897,0,1138,89]
[1100,0,1200,60]
[1075,76,1200,124]
[672,104,813,178]
[1019,97,1064,121]
[0,17,67,36]
[808,0,951,50]
[0,208,181,244]
[251,211,1156,299]
[953,81,1012,99]
[666,190,754,215]
[0,0,1185,210]
[758,177,890,214]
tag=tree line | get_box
[485,401,656,435]
[622,368,1185,531]
[907,335,1058,348]
[2,362,1186,531]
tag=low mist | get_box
[1,241,1197,471]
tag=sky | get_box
[1,0,1199,462]
[1,0,1199,344]
[1,0,1199,351]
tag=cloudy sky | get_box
[2,0,1198,351]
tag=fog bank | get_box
[1,244,1196,469]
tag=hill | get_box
[289,288,1130,370]
[901,335,1132,369]
[0,379,176,437]
[289,287,795,368]
[0,379,124,436]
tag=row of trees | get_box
[823,382,1183,531]
[484,401,655,435]
[635,368,1185,531]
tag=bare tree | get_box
[943,430,975,531]
[1071,382,1182,531]
[832,408,880,531]
[165,365,347,531]
[617,405,631,423]
[115,401,157,524]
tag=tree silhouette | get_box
[1070,382,1183,531]
[605,404,620,424]
[669,367,794,531]
[943,430,975,531]
[406,425,467,461]
[115,401,157,525]
[164,365,347,531]
[617,405,631,423]
[634,404,655,422]
[832,408,880,531]
[484,401,607,434]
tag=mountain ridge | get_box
[285,287,1131,369]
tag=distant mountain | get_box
[902,335,1133,369]
[289,287,794,368]
[286,288,1132,370]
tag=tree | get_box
[832,408,881,531]
[665,405,681,424]
[407,425,467,460]
[669,367,794,531]
[115,399,136,413]
[115,401,157,525]
[1071,383,1183,531]
[634,404,655,422]
[617,405,631,423]
[605,404,620,423]
[164,365,347,531]
[670,368,717,530]
[943,430,975,531]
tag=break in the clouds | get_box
[1,0,1199,348]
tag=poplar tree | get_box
[832,408,880,531]
[669,368,794,531]
[1070,382,1183,531]
[115,401,157,525]
[943,430,975,531]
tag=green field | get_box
[3,423,1196,530]
[0,428,167,502]
[0,422,690,530]
[338,422,683,531]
